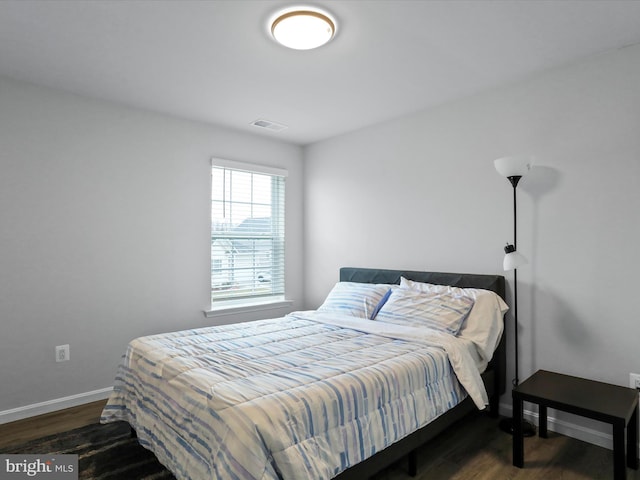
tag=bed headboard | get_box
[339,266,507,406]
[339,267,505,297]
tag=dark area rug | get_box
[0,422,175,480]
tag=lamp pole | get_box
[494,156,535,437]
[509,176,521,387]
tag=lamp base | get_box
[499,417,536,437]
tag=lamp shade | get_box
[503,244,527,271]
[494,155,533,178]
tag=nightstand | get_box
[512,369,638,480]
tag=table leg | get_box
[513,395,524,468]
[613,419,626,480]
[539,404,548,438]
[628,405,638,470]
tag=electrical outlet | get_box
[55,344,70,363]
[630,373,640,390]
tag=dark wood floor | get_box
[0,402,637,479]
[373,413,639,480]
[0,400,107,449]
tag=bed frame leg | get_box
[488,394,499,418]
[408,450,417,477]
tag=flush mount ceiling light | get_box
[270,7,336,50]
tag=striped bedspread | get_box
[101,311,486,480]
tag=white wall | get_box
[304,44,640,436]
[2,39,639,447]
[0,77,304,414]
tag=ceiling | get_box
[2,1,640,146]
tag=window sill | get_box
[204,299,294,318]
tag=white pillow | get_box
[399,277,508,363]
[374,288,475,335]
[317,282,392,319]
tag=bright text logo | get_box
[0,455,77,480]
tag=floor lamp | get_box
[494,155,536,437]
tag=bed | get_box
[101,267,507,480]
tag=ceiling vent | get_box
[251,119,288,132]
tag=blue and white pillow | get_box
[317,282,392,319]
[399,277,507,361]
[374,288,475,335]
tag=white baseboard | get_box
[500,401,640,457]
[0,387,113,425]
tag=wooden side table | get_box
[512,369,639,480]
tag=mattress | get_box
[101,310,487,480]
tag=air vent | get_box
[250,119,288,132]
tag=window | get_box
[210,159,286,308]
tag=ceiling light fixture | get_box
[270,7,336,50]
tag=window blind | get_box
[211,161,286,305]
